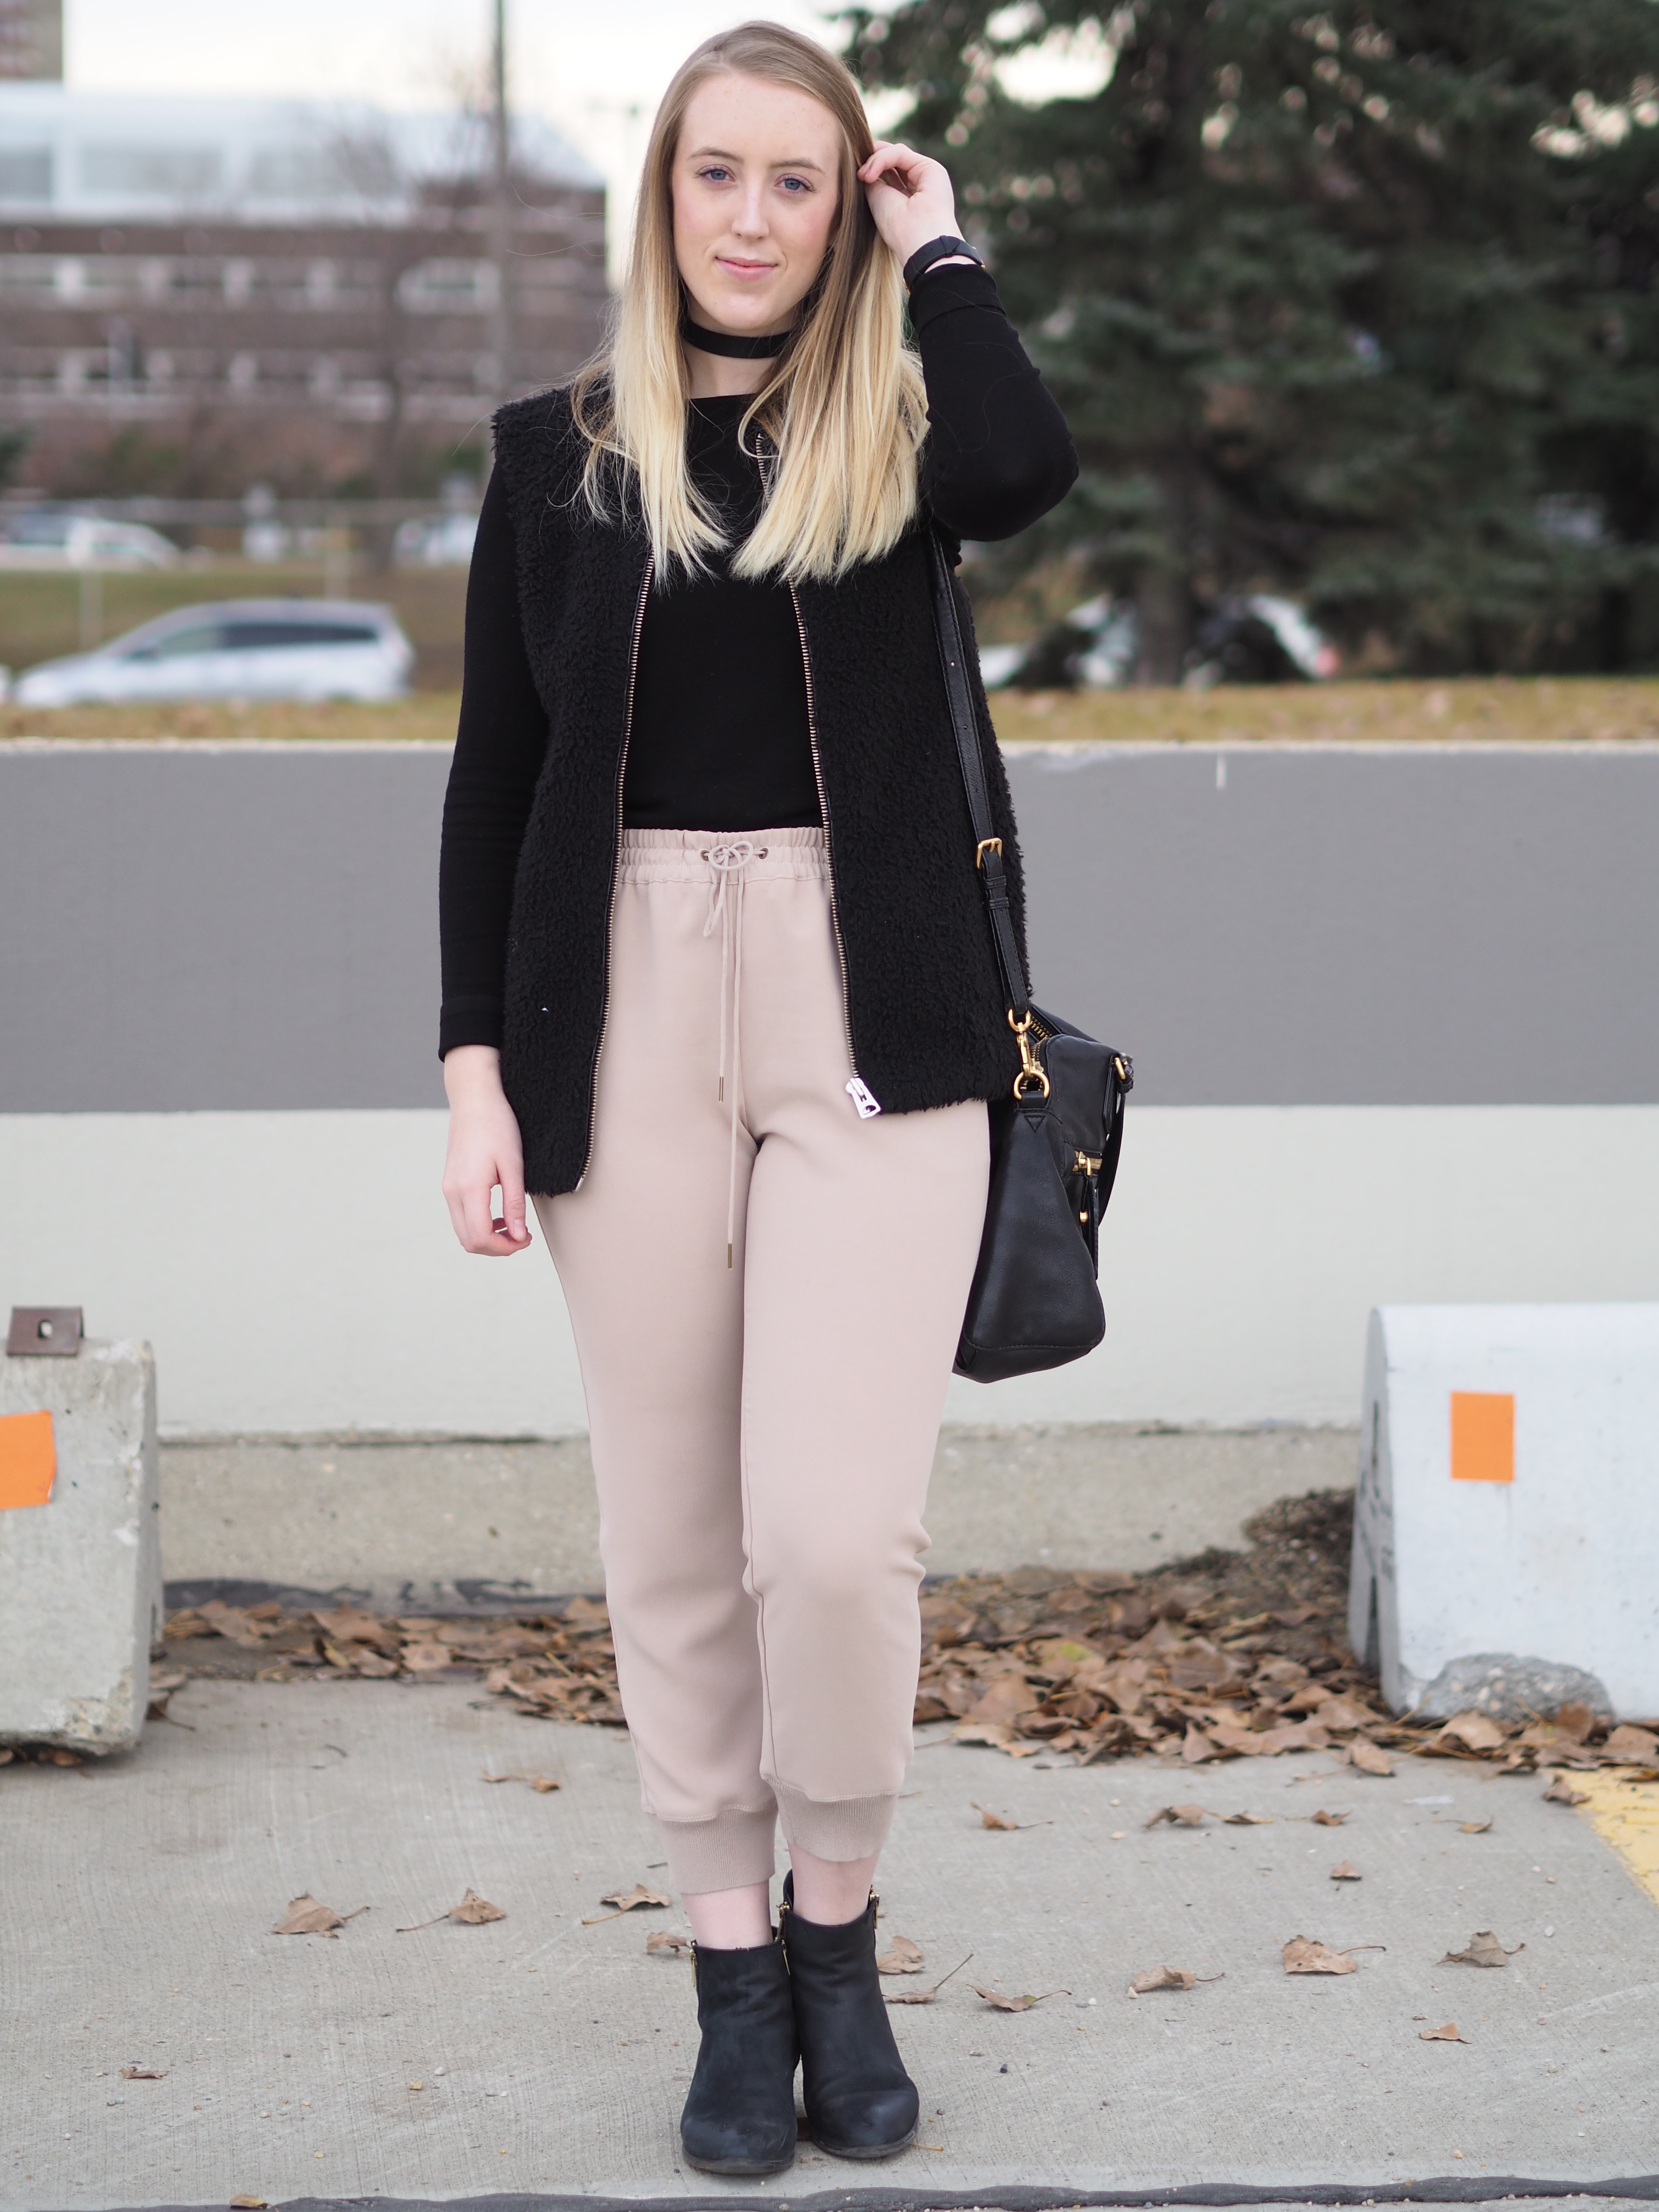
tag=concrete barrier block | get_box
[0,1337,160,1752]
[1349,1304,1659,1720]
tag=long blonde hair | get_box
[569,21,928,584]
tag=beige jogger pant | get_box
[535,827,989,1896]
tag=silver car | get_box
[13,599,415,707]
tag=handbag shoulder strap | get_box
[926,526,1031,1022]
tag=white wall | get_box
[3,1104,1655,1437]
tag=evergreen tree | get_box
[849,0,1659,676]
[0,427,29,493]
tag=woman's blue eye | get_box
[700,166,732,183]
[779,176,811,193]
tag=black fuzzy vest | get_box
[491,388,1028,1195]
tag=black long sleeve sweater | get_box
[439,263,1075,1059]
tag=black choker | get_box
[682,317,790,360]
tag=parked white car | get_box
[0,510,181,570]
[13,599,415,706]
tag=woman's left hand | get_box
[858,141,971,270]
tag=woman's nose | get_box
[731,190,769,239]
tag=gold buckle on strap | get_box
[1008,1008,1050,1100]
[975,838,1003,869]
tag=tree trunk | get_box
[1133,566,1190,685]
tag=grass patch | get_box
[0,562,469,690]
[5,673,1658,748]
[992,674,1659,745]
[0,692,462,745]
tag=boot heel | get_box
[679,1932,798,2176]
[780,1872,919,2160]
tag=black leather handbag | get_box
[927,529,1134,1383]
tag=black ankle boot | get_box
[779,1871,919,2159]
[678,1932,798,2176]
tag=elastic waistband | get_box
[618,825,827,886]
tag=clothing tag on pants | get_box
[845,1076,883,1119]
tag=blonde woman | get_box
[439,19,1074,2177]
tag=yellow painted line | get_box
[1561,1768,1659,1907]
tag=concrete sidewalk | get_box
[157,1425,1358,1603]
[3,1676,1655,2212]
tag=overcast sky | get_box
[66,0,853,263]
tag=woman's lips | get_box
[717,257,777,279]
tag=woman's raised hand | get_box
[857,140,968,269]
[442,1045,533,1256]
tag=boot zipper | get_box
[787,582,870,1109]
[578,554,655,1185]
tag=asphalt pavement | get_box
[156,1425,1358,1604]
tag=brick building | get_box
[0,0,61,82]
[0,78,608,493]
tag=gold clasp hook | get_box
[1008,1008,1050,1100]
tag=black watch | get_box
[902,234,985,289]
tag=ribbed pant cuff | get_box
[772,1779,899,1863]
[657,1805,778,1896]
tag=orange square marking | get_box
[1450,1391,1514,1483]
[0,1409,56,1508]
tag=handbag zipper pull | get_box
[845,1075,883,1118]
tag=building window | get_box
[397,257,498,314]
[79,144,223,197]
[0,251,56,293]
[0,147,52,202]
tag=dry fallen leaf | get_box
[145,1667,187,1716]
[1283,1936,1358,1975]
[1420,2021,1469,2043]
[973,1984,1070,2011]
[1435,1711,1509,1754]
[1439,1930,1522,1969]
[953,1723,1018,1751]
[1223,1810,1274,1826]
[877,1934,927,1975]
[481,1770,561,1792]
[1459,1818,1494,1834]
[1329,1860,1362,1881]
[646,1929,692,1955]
[1310,1809,1351,1825]
[1603,1724,1659,1763]
[272,1893,366,1938]
[450,1887,505,1924]
[120,2066,166,2080]
[1543,1777,1590,1806]
[1127,1965,1223,1996]
[885,1952,973,2005]
[312,1605,395,1647]
[1347,1740,1394,1777]
[228,2197,268,2209]
[582,1883,674,1923]
[962,1673,1045,1728]
[178,1549,1643,1781]
[397,1887,505,1932]
[973,1803,1051,1831]
[1145,1803,1212,1828]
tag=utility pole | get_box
[487,0,515,407]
